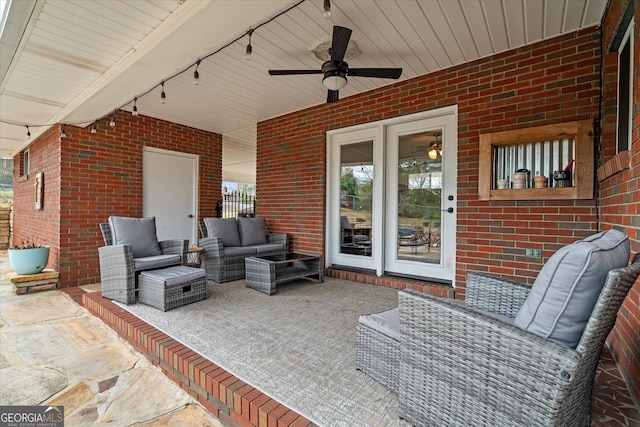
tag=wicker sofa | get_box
[198,217,288,283]
[99,217,187,305]
[356,230,639,426]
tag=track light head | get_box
[160,81,166,104]
[109,112,116,127]
[60,125,67,138]
[91,123,97,133]
[25,125,31,140]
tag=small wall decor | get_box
[34,172,43,210]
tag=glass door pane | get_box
[339,141,373,257]
[396,131,442,264]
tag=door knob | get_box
[188,214,194,218]
[442,207,454,213]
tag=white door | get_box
[326,127,382,272]
[143,147,198,246]
[327,107,457,284]
[384,113,457,281]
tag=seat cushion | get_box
[358,307,400,341]
[134,254,182,271]
[203,218,241,247]
[139,265,205,286]
[237,217,268,246]
[251,243,286,254]
[514,229,630,348]
[109,216,161,258]
[223,246,258,257]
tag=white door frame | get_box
[326,105,458,285]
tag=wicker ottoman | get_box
[138,266,207,311]
[355,307,400,392]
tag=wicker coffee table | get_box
[245,252,323,295]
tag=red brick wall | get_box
[11,126,61,269]
[258,28,601,288]
[598,0,640,405]
[13,112,222,287]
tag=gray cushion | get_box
[109,216,161,258]
[358,307,400,341]
[203,218,241,247]
[134,254,181,271]
[223,246,258,256]
[252,243,286,254]
[237,217,268,246]
[514,229,630,348]
[139,265,205,287]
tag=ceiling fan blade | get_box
[268,69,323,75]
[330,26,352,62]
[348,68,403,79]
[327,90,339,103]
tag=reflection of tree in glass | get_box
[341,166,373,212]
[398,160,442,222]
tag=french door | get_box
[326,107,457,284]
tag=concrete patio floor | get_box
[1,248,639,426]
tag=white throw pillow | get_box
[513,229,629,348]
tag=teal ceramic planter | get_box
[8,247,50,275]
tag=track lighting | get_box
[132,97,139,116]
[245,29,254,61]
[323,0,331,19]
[11,0,309,138]
[193,60,200,85]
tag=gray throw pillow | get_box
[237,217,268,247]
[203,218,241,247]
[108,216,162,258]
[514,229,630,348]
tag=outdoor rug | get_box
[117,277,407,427]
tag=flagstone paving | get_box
[0,253,224,427]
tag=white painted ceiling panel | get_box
[1,0,608,185]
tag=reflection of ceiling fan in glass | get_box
[428,133,443,160]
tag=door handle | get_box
[442,207,454,213]
[188,214,194,218]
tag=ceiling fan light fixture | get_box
[428,133,443,159]
[322,73,347,90]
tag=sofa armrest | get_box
[465,271,531,317]
[98,245,136,304]
[159,239,189,265]
[267,233,289,252]
[398,290,579,427]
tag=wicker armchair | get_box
[98,221,187,304]
[397,253,639,427]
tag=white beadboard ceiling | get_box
[0,0,607,183]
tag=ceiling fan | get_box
[268,26,402,103]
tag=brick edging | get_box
[82,292,314,427]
